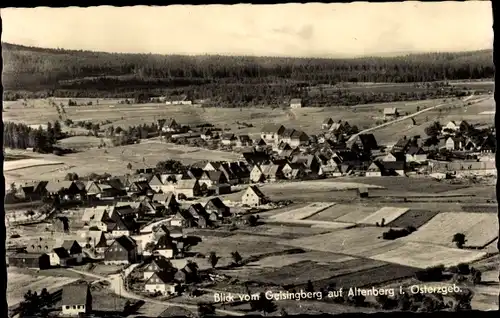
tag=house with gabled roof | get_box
[259,164,282,182]
[405,146,428,163]
[218,163,239,185]
[107,215,138,238]
[392,137,413,152]
[77,230,108,254]
[154,235,178,259]
[152,192,179,214]
[171,209,195,228]
[203,161,223,171]
[442,120,462,133]
[148,174,165,193]
[261,124,286,144]
[242,151,271,167]
[281,162,306,180]
[290,130,309,147]
[199,170,228,188]
[290,98,302,109]
[143,255,174,280]
[383,108,399,119]
[145,270,178,295]
[241,186,268,207]
[322,118,334,130]
[175,179,201,199]
[128,180,153,197]
[187,203,210,228]
[204,197,230,219]
[104,235,138,265]
[445,136,466,151]
[162,118,181,133]
[221,133,237,146]
[249,165,265,183]
[347,134,379,153]
[235,135,252,148]
[61,282,92,316]
[82,206,111,231]
[478,134,496,153]
[380,161,406,176]
[365,161,383,177]
[61,240,84,264]
[382,151,406,163]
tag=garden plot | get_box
[371,242,488,269]
[305,204,354,222]
[386,209,440,229]
[280,227,404,258]
[270,202,335,221]
[358,207,409,225]
[403,212,498,248]
[332,205,381,223]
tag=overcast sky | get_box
[0,2,493,57]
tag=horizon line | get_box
[2,41,493,60]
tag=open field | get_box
[372,95,493,144]
[246,251,356,268]
[331,205,381,223]
[232,225,332,239]
[4,97,464,136]
[403,212,498,248]
[280,227,405,258]
[7,269,80,307]
[270,202,335,221]
[370,242,488,269]
[358,207,409,225]
[57,136,112,150]
[386,209,440,228]
[4,158,64,172]
[4,141,241,184]
[334,177,469,194]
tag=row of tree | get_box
[3,121,65,152]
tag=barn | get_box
[8,253,51,269]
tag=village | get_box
[5,99,497,317]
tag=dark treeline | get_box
[2,43,494,104]
[3,121,66,153]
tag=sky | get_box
[0,2,493,58]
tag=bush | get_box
[457,263,470,275]
[415,265,445,282]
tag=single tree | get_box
[208,252,219,269]
[231,251,243,266]
[452,233,466,249]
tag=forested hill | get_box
[2,42,494,105]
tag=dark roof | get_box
[155,235,177,251]
[205,197,227,210]
[261,124,285,134]
[148,270,176,284]
[380,161,405,171]
[176,209,195,221]
[394,137,412,149]
[290,130,307,139]
[45,181,75,193]
[282,128,295,138]
[61,240,79,251]
[407,146,426,155]
[243,151,271,166]
[188,203,207,218]
[205,170,224,182]
[322,118,334,125]
[384,152,406,162]
[114,235,137,251]
[248,185,266,198]
[53,247,70,259]
[358,134,378,149]
[290,98,302,104]
[62,283,90,305]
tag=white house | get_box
[61,284,92,317]
[144,271,177,295]
[365,162,383,177]
[153,235,177,259]
[143,256,173,280]
[241,186,268,207]
[290,98,302,109]
[405,146,428,163]
[383,108,399,119]
[442,120,462,133]
[82,206,110,231]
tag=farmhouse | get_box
[45,181,84,200]
[145,271,177,295]
[442,120,462,133]
[204,197,230,218]
[61,240,84,264]
[139,200,166,217]
[199,171,228,188]
[290,98,302,109]
[381,152,406,163]
[347,134,379,153]
[170,210,195,228]
[218,163,239,185]
[51,247,72,267]
[165,95,192,105]
[282,163,306,180]
[289,130,310,147]
[143,255,174,280]
[104,235,139,265]
[383,108,399,119]
[175,179,201,199]
[380,161,406,176]
[261,124,286,144]
[428,160,496,176]
[392,137,413,152]
[187,203,211,228]
[154,235,178,259]
[107,215,138,237]
[236,135,252,147]
[85,181,124,199]
[366,162,383,177]
[405,146,428,163]
[152,192,179,214]
[322,118,334,130]
[148,174,165,193]
[8,253,51,270]
[241,185,268,207]
[221,133,237,146]
[318,160,342,178]
[162,119,181,133]
[260,164,282,182]
[61,283,93,317]
[77,230,108,254]
[128,180,153,196]
[250,165,265,183]
[82,206,111,231]
[445,136,466,151]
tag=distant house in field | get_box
[236,135,252,148]
[383,108,399,119]
[241,186,268,207]
[104,235,138,265]
[61,283,92,317]
[442,120,462,133]
[290,98,302,109]
[143,255,174,280]
[445,136,466,151]
[175,179,201,199]
[153,235,178,259]
[322,118,334,130]
[204,197,230,219]
[145,270,177,296]
[261,124,286,144]
[162,119,181,133]
[165,95,192,105]
[221,133,237,146]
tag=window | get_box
[73,305,77,309]
[65,306,70,309]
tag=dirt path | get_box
[347,94,487,143]
[67,268,245,316]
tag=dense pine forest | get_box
[2,43,494,106]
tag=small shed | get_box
[358,187,369,198]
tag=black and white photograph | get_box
[1,2,498,317]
